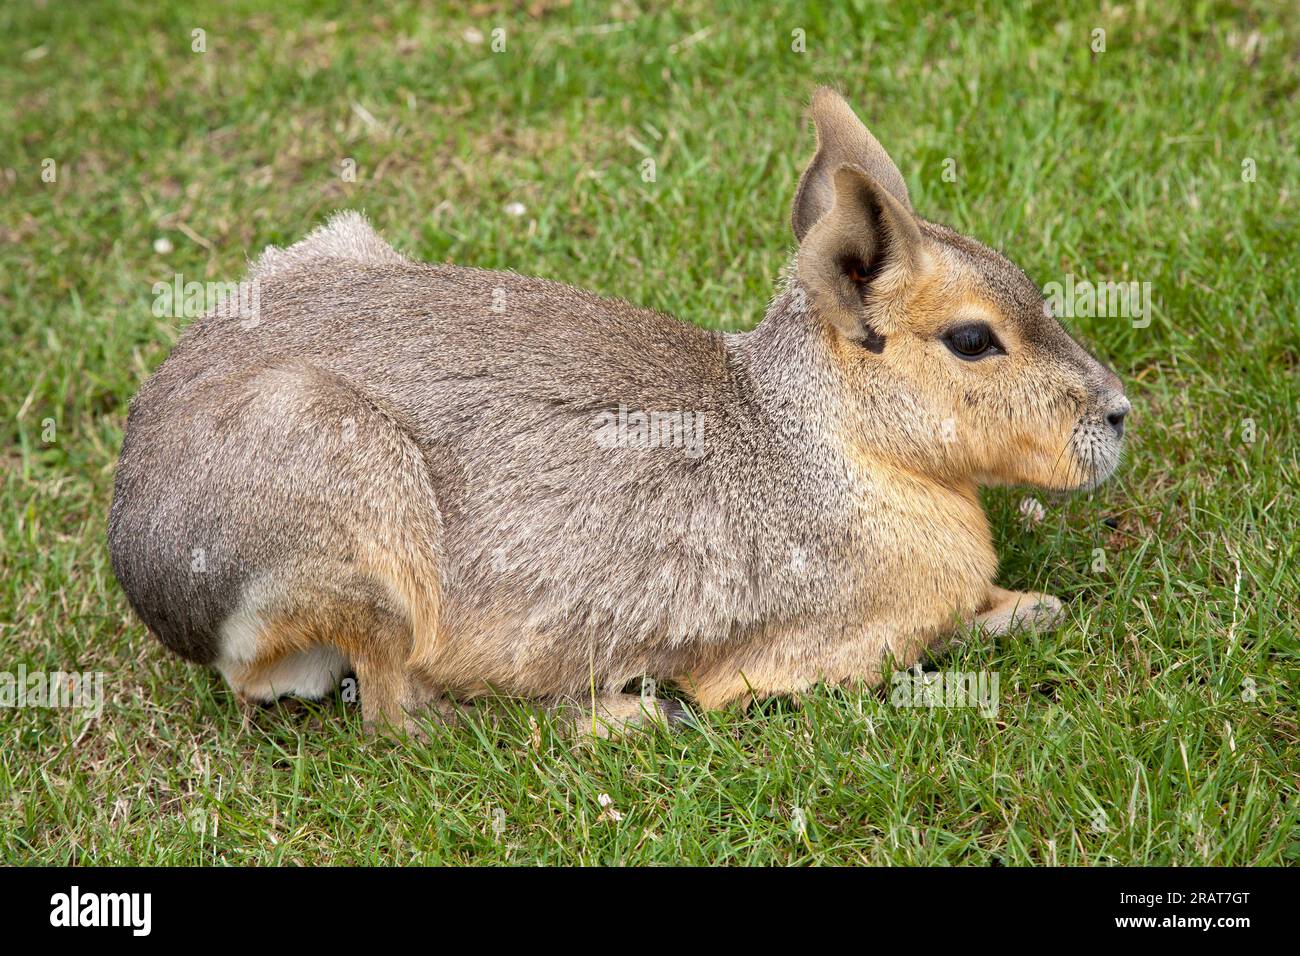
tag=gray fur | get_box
[108,91,1126,717]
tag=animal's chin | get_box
[1064,442,1122,492]
[976,434,1123,491]
[1070,470,1110,492]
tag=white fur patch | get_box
[220,646,350,702]
[216,599,264,667]
[215,579,350,701]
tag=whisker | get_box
[1046,419,1081,491]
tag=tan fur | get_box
[108,88,1129,735]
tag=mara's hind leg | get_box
[218,581,448,734]
[208,361,448,734]
[351,618,461,734]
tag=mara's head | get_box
[789,87,1129,492]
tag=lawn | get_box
[1,0,1296,865]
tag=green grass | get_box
[1,0,1297,865]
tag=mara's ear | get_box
[796,162,923,346]
[791,87,912,242]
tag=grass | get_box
[1,0,1297,865]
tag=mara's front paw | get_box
[556,693,696,738]
[974,587,1064,637]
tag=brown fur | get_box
[107,88,1128,735]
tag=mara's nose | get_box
[1104,396,1131,439]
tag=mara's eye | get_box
[943,322,1002,360]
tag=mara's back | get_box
[141,249,740,448]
